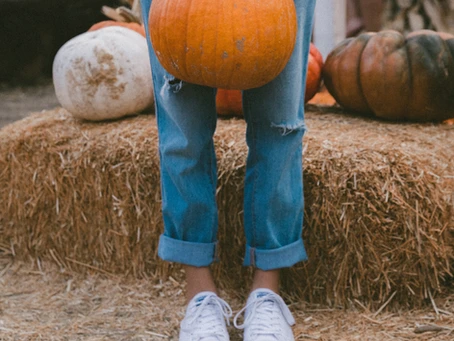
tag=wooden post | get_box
[313,0,347,60]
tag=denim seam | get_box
[246,238,307,270]
[252,128,258,251]
[209,90,219,247]
[159,235,218,266]
[208,135,216,236]
[245,98,258,250]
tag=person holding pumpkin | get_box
[140,0,316,340]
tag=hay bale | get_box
[0,107,453,308]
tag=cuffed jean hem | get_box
[243,238,308,270]
[157,234,219,267]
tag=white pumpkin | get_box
[52,26,154,121]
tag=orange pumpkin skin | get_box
[148,0,297,90]
[88,21,146,37]
[305,44,324,102]
[216,89,243,116]
[310,43,324,70]
[323,30,454,121]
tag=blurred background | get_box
[0,0,122,84]
[0,0,453,85]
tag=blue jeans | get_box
[140,0,316,270]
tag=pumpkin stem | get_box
[131,0,143,22]
[117,6,142,23]
[101,0,142,24]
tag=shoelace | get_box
[233,292,295,338]
[183,293,233,340]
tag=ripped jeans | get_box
[140,0,316,270]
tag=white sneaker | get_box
[179,291,233,341]
[233,288,295,341]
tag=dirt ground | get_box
[1,259,454,341]
[1,81,454,340]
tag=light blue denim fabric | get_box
[140,0,316,270]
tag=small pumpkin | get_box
[305,43,324,103]
[216,43,324,116]
[88,20,146,37]
[323,29,454,122]
[52,26,153,121]
[148,0,298,90]
[216,89,243,117]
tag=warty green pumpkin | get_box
[323,30,454,122]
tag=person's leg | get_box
[250,269,280,293]
[236,1,316,339]
[184,265,218,301]
[242,0,316,277]
[140,2,231,340]
[140,0,219,298]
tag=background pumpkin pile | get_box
[51,0,454,123]
[52,0,324,121]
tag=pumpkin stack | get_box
[54,0,325,120]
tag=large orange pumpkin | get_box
[323,30,454,122]
[216,43,324,116]
[148,0,298,90]
[88,21,146,37]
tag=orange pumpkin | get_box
[323,30,454,121]
[148,0,298,90]
[216,43,324,116]
[88,21,146,37]
[216,89,243,117]
[305,43,324,103]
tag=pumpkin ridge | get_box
[357,34,375,114]
[322,38,351,106]
[403,40,414,120]
[200,0,214,87]
[172,0,188,79]
[270,0,281,79]
[252,0,261,89]
[280,1,295,77]
[170,0,185,79]
[153,0,165,72]
[439,36,454,115]
[161,0,180,78]
[405,34,438,121]
[214,0,221,88]
[444,37,454,111]
[281,1,292,77]
[225,0,237,88]
[411,34,454,121]
[181,0,191,80]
